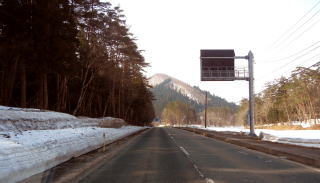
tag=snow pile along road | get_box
[189,125,320,148]
[0,106,146,183]
[258,130,320,148]
[0,106,102,132]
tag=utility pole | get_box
[248,51,255,136]
[204,91,207,128]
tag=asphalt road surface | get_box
[78,127,320,183]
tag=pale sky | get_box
[107,0,320,103]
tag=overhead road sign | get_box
[200,49,249,81]
[200,49,256,136]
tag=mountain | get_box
[149,73,204,104]
[149,73,238,117]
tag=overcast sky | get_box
[106,0,320,103]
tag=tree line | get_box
[159,64,320,127]
[151,79,237,119]
[199,106,237,126]
[160,101,237,127]
[238,64,320,125]
[161,101,197,126]
[0,0,155,125]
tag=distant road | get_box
[78,128,320,183]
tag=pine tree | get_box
[0,0,155,125]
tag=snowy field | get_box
[189,125,320,148]
[0,106,146,183]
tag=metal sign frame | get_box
[200,50,255,136]
[200,49,236,81]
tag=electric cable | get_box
[257,49,320,80]
[272,0,320,48]
[263,41,320,63]
[282,17,320,49]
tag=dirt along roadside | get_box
[20,128,150,183]
[179,127,320,168]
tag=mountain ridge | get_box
[149,73,207,104]
[148,73,237,117]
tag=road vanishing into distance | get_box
[78,128,320,183]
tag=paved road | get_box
[78,128,320,183]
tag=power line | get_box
[263,41,320,63]
[273,48,320,73]
[258,49,320,80]
[282,17,320,49]
[277,8,320,48]
[272,0,320,48]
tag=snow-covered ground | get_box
[257,119,320,128]
[0,106,146,183]
[189,125,320,148]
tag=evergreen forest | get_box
[0,0,155,125]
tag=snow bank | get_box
[258,130,320,148]
[0,106,126,132]
[189,125,320,148]
[0,126,145,183]
[0,106,145,183]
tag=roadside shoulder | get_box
[178,127,320,168]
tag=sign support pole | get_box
[200,49,256,136]
[248,51,255,136]
[205,91,207,128]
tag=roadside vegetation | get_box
[0,0,155,125]
[161,101,197,126]
[238,65,320,127]
[157,64,319,128]
[199,106,237,126]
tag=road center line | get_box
[180,146,190,156]
[166,129,216,183]
[205,178,216,183]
